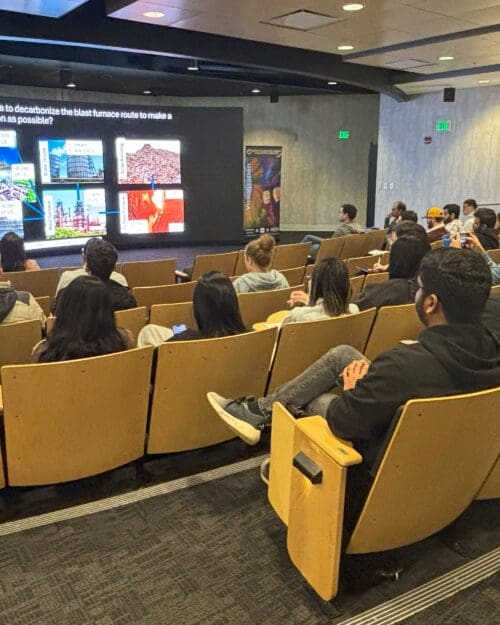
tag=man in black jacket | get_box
[208,248,500,470]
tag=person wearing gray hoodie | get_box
[233,234,289,294]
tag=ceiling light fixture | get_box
[338,44,354,51]
[328,81,338,85]
[478,79,490,84]
[251,88,261,94]
[342,3,364,11]
[187,60,199,71]
[143,90,152,95]
[66,81,76,88]
[439,56,454,61]
[143,11,165,18]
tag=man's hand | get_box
[288,290,309,307]
[342,359,370,391]
[450,234,462,249]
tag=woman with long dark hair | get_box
[138,270,246,346]
[283,257,358,323]
[34,275,132,362]
[0,232,40,272]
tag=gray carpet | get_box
[0,468,498,625]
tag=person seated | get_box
[138,271,246,346]
[383,201,406,245]
[443,203,462,237]
[301,204,364,259]
[452,232,500,285]
[473,207,499,251]
[233,234,289,293]
[0,280,45,326]
[283,258,358,324]
[399,210,418,223]
[495,212,500,237]
[424,207,448,243]
[0,231,40,272]
[206,249,500,477]
[34,276,132,362]
[53,240,136,313]
[462,198,477,233]
[56,238,128,295]
[353,237,430,310]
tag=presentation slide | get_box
[43,187,107,239]
[119,189,184,234]
[116,138,181,185]
[0,130,37,203]
[39,138,104,184]
[0,200,24,238]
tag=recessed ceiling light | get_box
[342,3,364,11]
[143,90,152,95]
[439,56,454,61]
[251,89,261,94]
[66,82,76,88]
[478,79,490,84]
[338,44,354,51]
[143,11,165,18]
[328,81,338,85]
[187,60,199,71]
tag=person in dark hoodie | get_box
[473,208,499,251]
[207,248,500,473]
[53,239,136,314]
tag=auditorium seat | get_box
[233,249,247,276]
[487,249,500,263]
[147,327,278,453]
[476,456,500,500]
[268,387,500,600]
[176,251,238,282]
[114,307,148,345]
[491,284,500,294]
[0,319,43,371]
[149,301,196,330]
[2,346,154,486]
[2,267,60,298]
[133,281,196,309]
[0,441,4,489]
[266,308,377,393]
[346,254,387,278]
[34,295,51,316]
[272,243,310,270]
[363,271,390,287]
[279,266,306,287]
[349,275,365,300]
[238,286,296,327]
[361,229,388,255]
[315,237,346,264]
[121,258,176,289]
[364,303,424,361]
[339,234,367,260]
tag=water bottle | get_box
[442,234,451,247]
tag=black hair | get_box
[394,221,428,242]
[474,207,496,229]
[341,204,357,220]
[37,276,128,362]
[443,204,460,220]
[85,239,118,280]
[193,271,246,337]
[418,248,491,324]
[393,201,407,213]
[389,237,431,280]
[464,199,477,209]
[82,237,102,256]
[309,257,351,317]
[0,231,27,272]
[400,210,418,223]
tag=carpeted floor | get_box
[0,467,498,625]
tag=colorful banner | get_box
[243,146,282,237]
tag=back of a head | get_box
[474,207,496,229]
[389,236,431,280]
[193,270,246,337]
[0,231,26,272]
[394,201,407,213]
[394,221,427,242]
[400,210,418,223]
[342,204,357,221]
[309,257,351,316]
[464,198,477,210]
[443,203,460,220]
[245,233,275,270]
[85,239,118,280]
[418,248,491,324]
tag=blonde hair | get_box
[245,234,275,270]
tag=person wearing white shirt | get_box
[462,198,477,233]
[443,203,462,237]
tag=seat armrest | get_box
[297,416,362,467]
[175,270,189,283]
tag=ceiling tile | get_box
[457,5,500,25]
[108,0,200,25]
[404,0,499,16]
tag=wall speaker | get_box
[270,93,279,104]
[443,87,455,102]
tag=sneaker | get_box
[260,457,270,486]
[206,392,270,445]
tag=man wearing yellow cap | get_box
[424,206,447,243]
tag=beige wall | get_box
[375,87,500,227]
[0,85,379,231]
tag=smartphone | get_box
[460,234,469,248]
[172,324,187,335]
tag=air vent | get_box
[264,10,344,31]
[384,59,434,69]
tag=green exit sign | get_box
[436,119,451,132]
[338,130,350,140]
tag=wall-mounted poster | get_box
[243,146,282,237]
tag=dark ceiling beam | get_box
[0,4,410,100]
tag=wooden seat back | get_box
[349,275,365,300]
[238,286,296,327]
[346,254,385,278]
[363,271,390,287]
[364,303,424,361]
[476,456,500,500]
[150,302,196,330]
[0,320,43,369]
[487,249,500,263]
[191,251,238,281]
[2,347,153,486]
[491,284,500,294]
[315,237,345,263]
[280,266,306,287]
[361,229,388,255]
[121,259,176,289]
[35,295,51,316]
[114,307,148,345]
[272,243,310,270]
[2,268,60,298]
[339,234,367,260]
[267,308,377,392]
[147,328,278,453]
[233,249,247,276]
[133,281,196,309]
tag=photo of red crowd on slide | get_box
[125,189,184,233]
